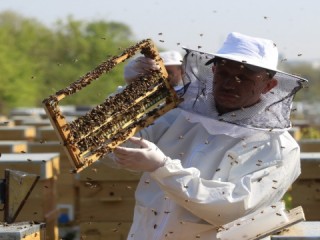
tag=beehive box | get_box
[75,161,140,238]
[0,126,36,141]
[11,115,42,126]
[291,152,320,221]
[0,153,59,180]
[298,139,320,152]
[27,141,76,207]
[20,119,52,128]
[0,222,46,240]
[80,222,131,240]
[75,160,140,222]
[288,127,302,141]
[0,153,60,240]
[0,141,27,153]
[36,126,59,142]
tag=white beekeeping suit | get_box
[105,32,308,240]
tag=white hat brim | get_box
[183,47,308,83]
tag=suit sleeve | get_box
[150,132,300,226]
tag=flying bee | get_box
[235,76,241,83]
[227,154,234,159]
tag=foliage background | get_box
[0,11,136,114]
[0,10,319,115]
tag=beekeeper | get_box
[112,32,308,240]
[124,50,184,90]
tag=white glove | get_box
[124,56,160,84]
[113,136,168,172]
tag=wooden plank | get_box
[271,221,320,239]
[216,202,305,240]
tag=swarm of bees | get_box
[42,39,182,173]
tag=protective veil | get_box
[179,49,307,133]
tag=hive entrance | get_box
[43,39,182,173]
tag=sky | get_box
[1,0,319,62]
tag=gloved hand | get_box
[113,136,168,172]
[124,56,160,84]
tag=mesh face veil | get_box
[178,49,308,131]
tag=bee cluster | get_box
[42,39,181,173]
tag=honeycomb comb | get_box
[42,39,182,173]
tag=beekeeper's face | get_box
[165,65,183,87]
[212,58,277,114]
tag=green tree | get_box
[0,11,52,113]
[0,11,135,114]
[42,17,134,106]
